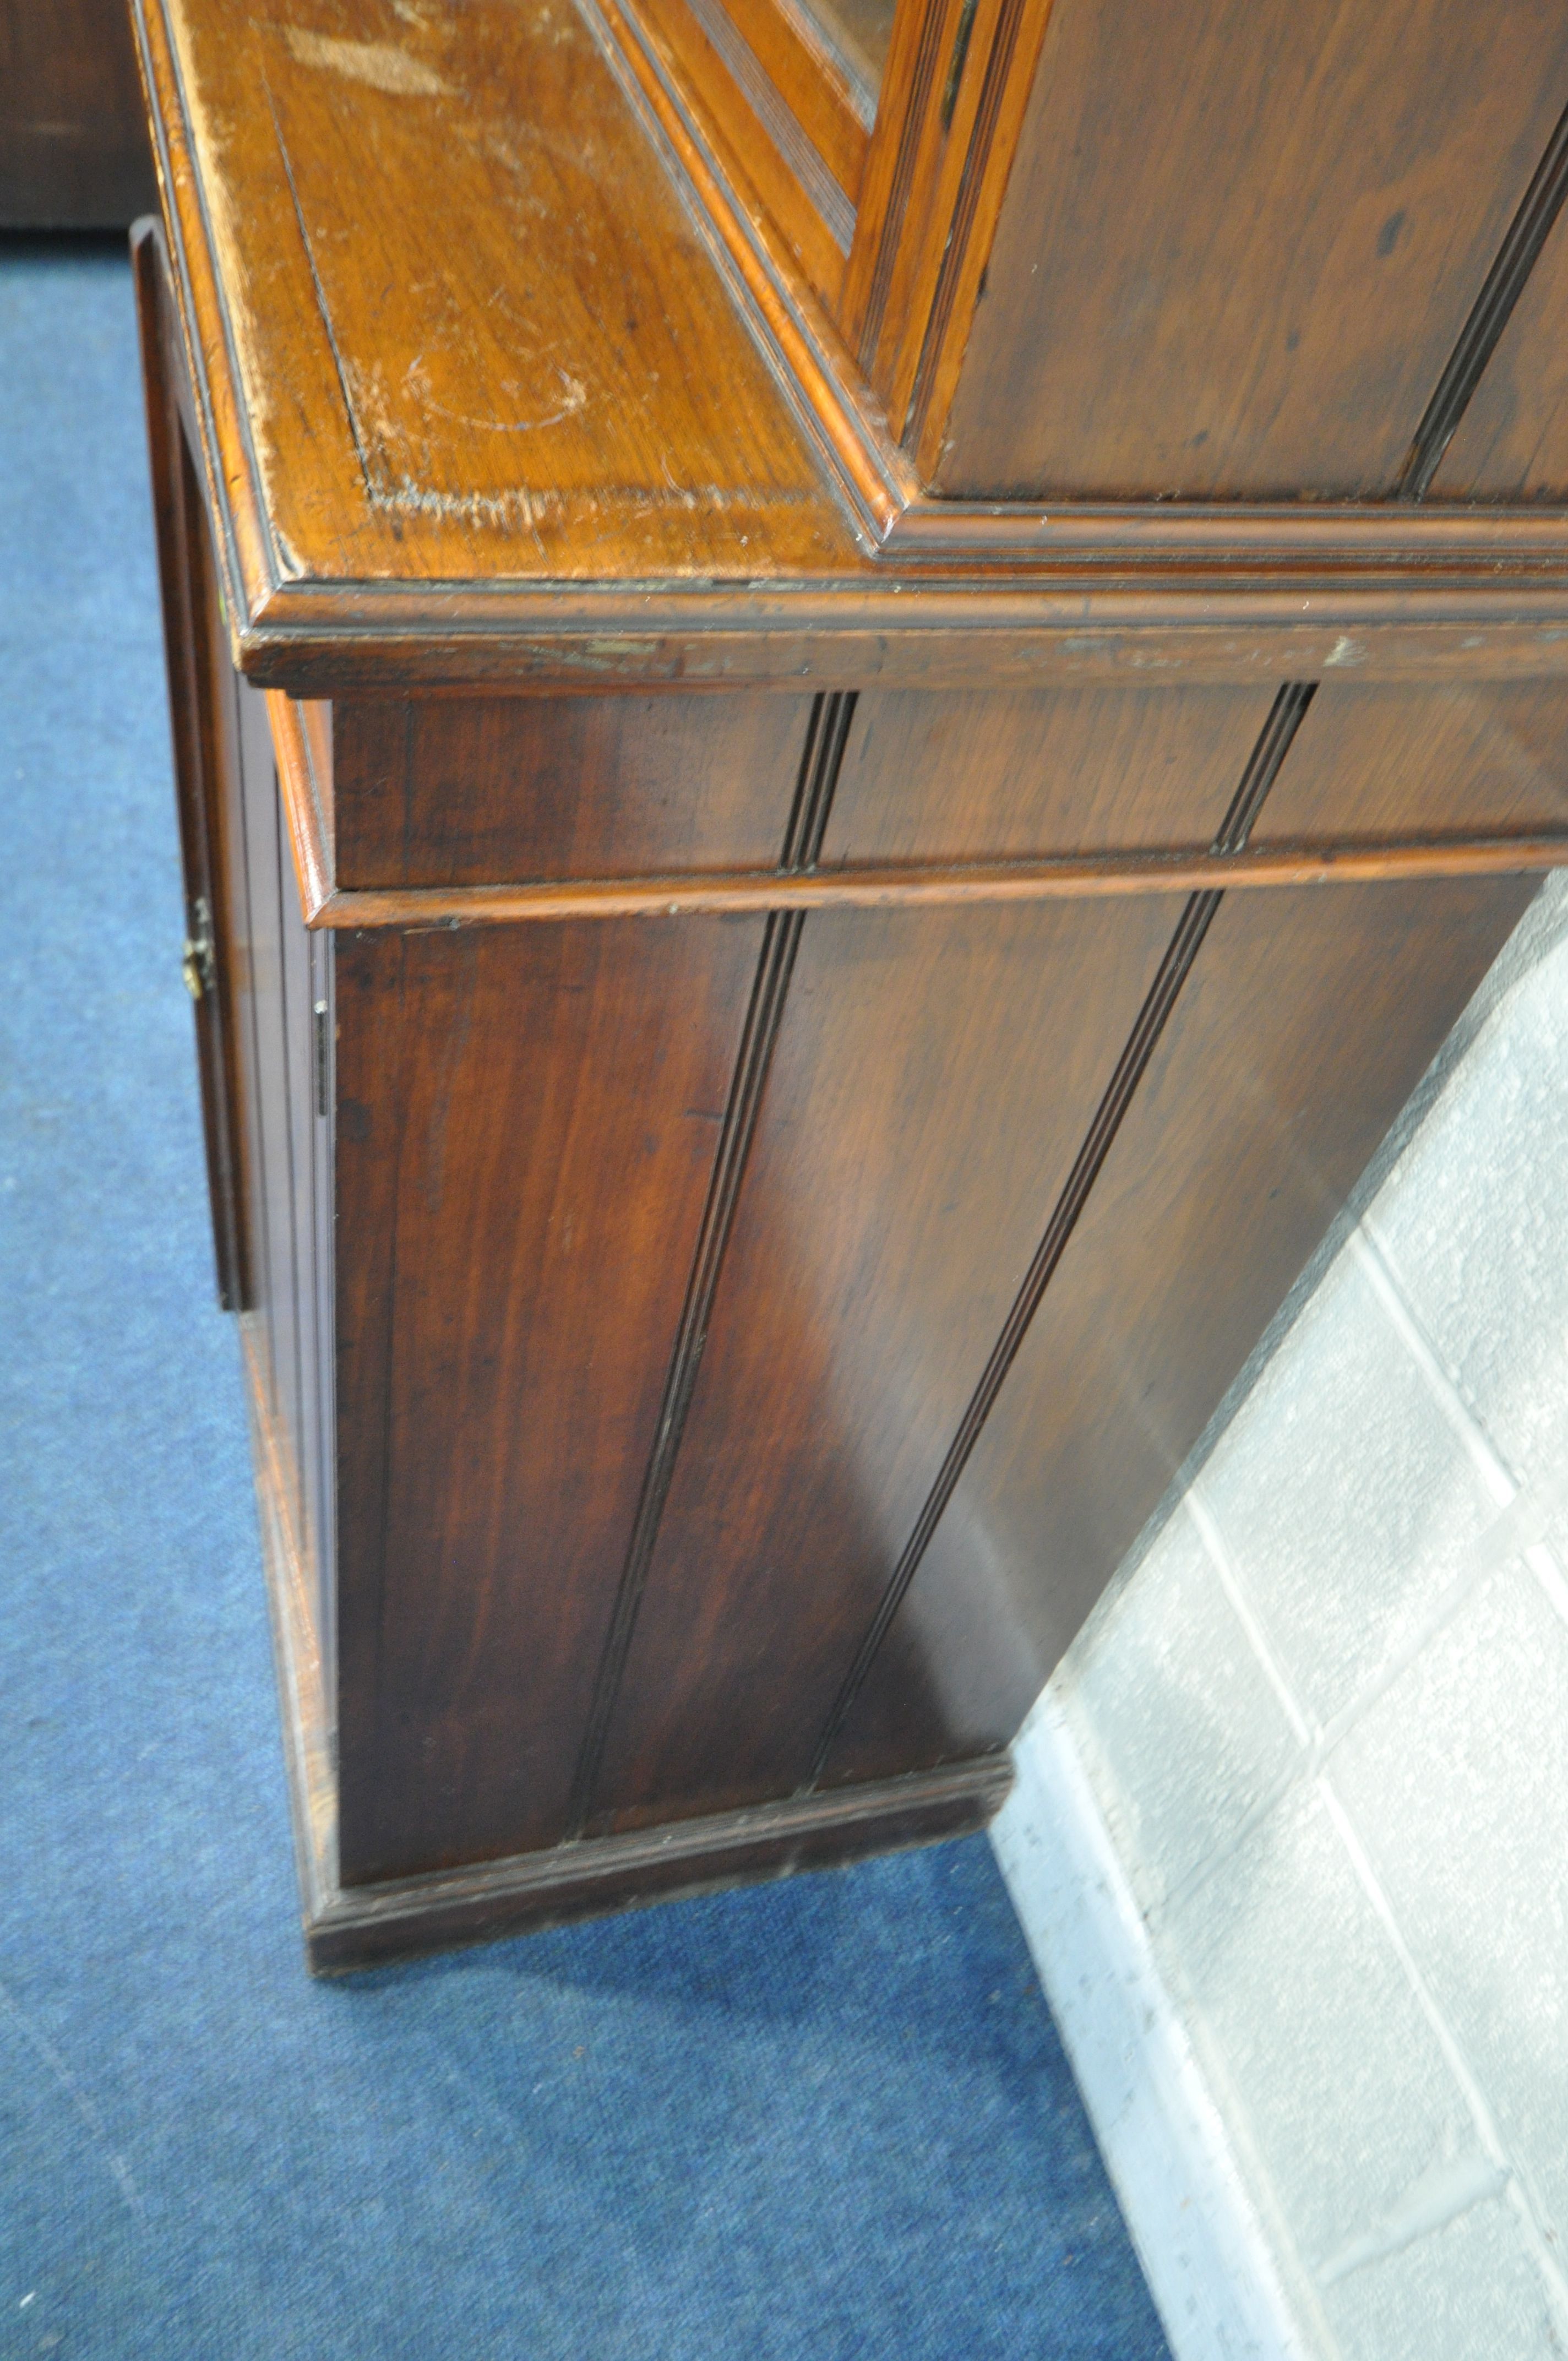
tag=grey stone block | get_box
[1331,1564,1568,2251]
[1323,2186,1561,2361]
[1061,1508,1303,1909]
[1369,925,1568,1564]
[1197,1252,1498,1731]
[1162,1783,1474,2280]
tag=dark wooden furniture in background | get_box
[2,0,155,227]
[131,0,1568,1971]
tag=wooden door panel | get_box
[332,915,766,1884]
[1253,681,1568,845]
[820,683,1282,863]
[135,227,253,1316]
[331,693,819,887]
[937,0,1568,498]
[589,894,1185,1832]
[819,875,1540,1785]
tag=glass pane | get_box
[796,0,895,101]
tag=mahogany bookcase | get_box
[131,0,1568,1969]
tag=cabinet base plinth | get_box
[244,1336,1012,1976]
[309,1770,1014,1976]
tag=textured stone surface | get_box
[1370,918,1568,1566]
[1161,1785,1474,2278]
[1333,1565,1568,2251]
[1062,1511,1301,1910]
[1197,1253,1499,1731]
[1323,2189,1561,2361]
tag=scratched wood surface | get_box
[148,0,858,585]
[137,0,1568,710]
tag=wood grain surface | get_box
[331,693,818,886]
[145,0,857,587]
[630,0,857,306]
[331,916,765,1884]
[589,893,1183,1829]
[937,0,1568,498]
[1253,681,1568,844]
[820,683,1282,861]
[136,0,1568,700]
[820,873,1542,1782]
[134,0,1568,1966]
[1432,206,1568,501]
[134,222,251,1313]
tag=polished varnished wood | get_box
[138,0,857,597]
[332,915,766,1882]
[225,676,336,1669]
[724,0,875,189]
[249,1338,1010,1971]
[820,684,1282,862]
[843,0,1054,449]
[134,0,1568,1968]
[1,0,156,225]
[133,0,1568,695]
[933,0,1568,498]
[331,693,818,886]
[632,0,859,306]
[588,0,1568,569]
[1431,204,1568,502]
[1253,682,1568,845]
[590,894,1185,1829]
[135,221,249,1313]
[820,873,1540,1782]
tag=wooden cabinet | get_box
[132,0,1568,1970]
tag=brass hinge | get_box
[182,897,217,1003]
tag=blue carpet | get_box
[0,237,1171,2361]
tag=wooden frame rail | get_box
[269,692,1568,933]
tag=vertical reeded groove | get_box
[565,693,857,1838]
[859,0,951,374]
[1397,94,1568,501]
[1212,681,1316,852]
[804,682,1316,1786]
[907,0,1028,454]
